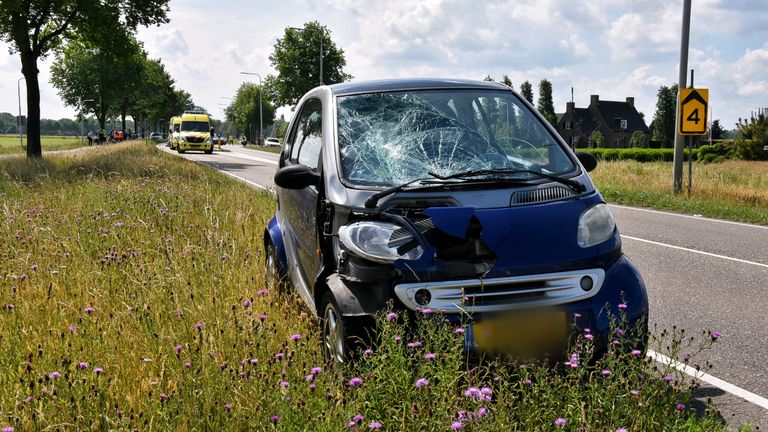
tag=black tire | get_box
[204,146,213,154]
[319,291,358,365]
[177,148,185,154]
[264,241,287,291]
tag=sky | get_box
[1,0,767,130]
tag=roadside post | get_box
[673,0,692,193]
[678,71,709,195]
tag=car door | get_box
[281,98,324,290]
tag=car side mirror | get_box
[576,151,598,172]
[274,164,320,189]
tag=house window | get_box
[565,121,573,130]
[620,119,628,130]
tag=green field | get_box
[0,142,744,431]
[0,134,89,155]
[591,160,768,225]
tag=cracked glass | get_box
[337,90,575,187]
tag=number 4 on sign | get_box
[679,88,709,135]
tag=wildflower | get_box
[275,352,284,359]
[663,375,674,383]
[243,299,252,308]
[424,353,436,360]
[454,327,465,334]
[224,403,233,411]
[615,328,625,336]
[68,325,76,332]
[114,222,124,228]
[480,387,492,401]
[84,307,95,313]
[601,369,611,377]
[78,362,88,369]
[311,366,322,375]
[394,336,401,342]
[349,377,363,387]
[616,429,628,432]
[415,378,429,388]
[574,312,581,317]
[682,353,691,362]
[421,308,433,315]
[353,414,364,423]
[630,389,639,397]
[279,381,289,388]
[476,407,488,418]
[363,348,374,357]
[271,415,279,424]
[450,421,463,430]
[348,421,357,429]
[564,353,580,368]
[290,333,302,341]
[676,403,686,411]
[184,362,191,368]
[6,304,14,311]
[630,349,642,357]
[94,368,103,374]
[368,421,382,430]
[259,313,267,321]
[175,345,183,353]
[464,387,481,399]
[257,289,268,295]
[31,263,38,271]
[159,393,168,400]
[309,383,316,391]
[554,418,566,426]
[523,379,532,385]
[49,371,61,379]
[306,374,314,382]
[194,322,203,330]
[2,426,15,432]
[618,303,627,310]
[711,331,721,340]
[584,333,594,341]
[386,312,397,320]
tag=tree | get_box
[483,75,494,82]
[502,75,513,90]
[267,21,352,107]
[710,119,725,140]
[0,1,170,158]
[590,130,605,148]
[537,79,557,126]
[520,81,534,104]
[629,131,648,148]
[651,84,678,147]
[225,83,276,143]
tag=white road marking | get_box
[221,150,279,165]
[622,235,768,269]
[610,204,768,230]
[216,169,274,193]
[648,349,768,411]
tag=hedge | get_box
[576,148,699,162]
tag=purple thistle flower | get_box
[415,378,429,388]
[290,333,302,341]
[84,307,95,313]
[275,352,284,359]
[676,403,686,411]
[554,417,567,426]
[353,414,364,423]
[480,387,492,400]
[250,358,259,365]
[464,387,481,399]
[259,313,267,321]
[450,421,463,430]
[306,374,314,382]
[394,335,401,342]
[618,303,627,310]
[49,371,61,379]
[348,421,358,429]
[711,331,721,340]
[682,353,691,362]
[349,377,363,387]
[2,426,15,432]
[630,389,639,396]
[454,327,465,334]
[224,403,233,411]
[616,429,628,432]
[311,366,322,375]
[68,325,76,332]
[601,369,611,377]
[386,312,397,321]
[194,322,203,330]
[31,263,38,271]
[574,312,581,317]
[175,345,183,353]
[363,348,373,357]
[309,383,316,391]
[257,289,268,295]
[159,393,168,400]
[78,362,88,370]
[523,379,532,385]
[615,327,625,336]
[424,353,436,360]
[630,349,642,357]
[243,299,252,308]
[271,415,279,424]
[184,362,191,368]
[94,367,103,374]
[476,407,488,418]
[420,308,432,315]
[663,375,674,383]
[368,421,382,430]
[279,380,289,388]
[584,333,594,341]
[6,304,14,311]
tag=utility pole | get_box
[672,0,692,193]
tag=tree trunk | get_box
[20,50,42,158]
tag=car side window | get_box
[288,99,323,170]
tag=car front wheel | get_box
[320,292,352,364]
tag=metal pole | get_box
[18,77,25,150]
[672,0,692,193]
[687,69,694,196]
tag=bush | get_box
[578,148,699,162]
[590,130,605,148]
[730,138,768,161]
[629,131,648,148]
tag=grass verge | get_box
[591,160,768,225]
[0,142,747,430]
[0,135,90,155]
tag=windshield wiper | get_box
[428,168,586,193]
[364,178,440,209]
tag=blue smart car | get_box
[264,78,648,363]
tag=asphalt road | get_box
[162,143,768,429]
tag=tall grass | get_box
[0,142,744,430]
[0,135,89,155]
[591,160,768,225]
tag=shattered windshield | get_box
[337,90,575,187]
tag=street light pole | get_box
[672,0,692,193]
[17,77,25,150]
[240,72,263,145]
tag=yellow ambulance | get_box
[169,116,182,150]
[177,110,213,154]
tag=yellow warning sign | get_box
[679,88,709,135]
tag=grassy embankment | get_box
[0,135,90,155]
[0,142,747,430]
[591,160,768,225]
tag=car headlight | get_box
[577,203,616,248]
[338,221,423,263]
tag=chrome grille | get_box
[394,269,605,313]
[510,186,575,205]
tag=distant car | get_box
[264,137,281,147]
[149,132,163,140]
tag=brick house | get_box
[556,95,649,148]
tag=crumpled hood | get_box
[393,192,621,280]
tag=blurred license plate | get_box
[473,311,567,356]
